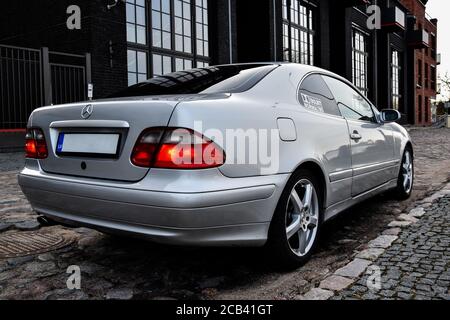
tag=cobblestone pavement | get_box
[0,128,449,300]
[334,195,450,300]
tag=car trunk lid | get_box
[31,97,180,182]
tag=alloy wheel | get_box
[402,151,413,194]
[285,179,319,257]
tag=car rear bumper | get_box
[18,159,289,246]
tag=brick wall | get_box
[399,0,438,126]
[0,0,127,99]
[87,0,127,98]
[0,0,92,56]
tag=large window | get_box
[430,34,436,59]
[151,0,209,76]
[174,0,192,53]
[152,0,172,49]
[126,0,210,86]
[126,0,147,45]
[391,50,402,111]
[352,29,369,97]
[418,95,422,123]
[195,0,209,57]
[418,59,422,87]
[430,65,436,91]
[282,0,315,65]
[127,0,148,85]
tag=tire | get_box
[393,147,414,200]
[266,168,323,270]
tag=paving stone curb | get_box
[299,182,450,300]
[0,220,42,234]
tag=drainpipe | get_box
[228,0,233,63]
[273,0,277,61]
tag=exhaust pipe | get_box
[37,215,57,226]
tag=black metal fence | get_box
[0,45,91,129]
[0,45,42,129]
[50,52,89,105]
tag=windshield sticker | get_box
[300,93,324,113]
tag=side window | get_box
[298,74,341,117]
[322,76,376,123]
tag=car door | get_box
[297,74,353,207]
[322,76,395,196]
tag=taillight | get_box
[131,128,225,169]
[130,128,164,167]
[25,128,48,159]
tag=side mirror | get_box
[380,109,401,123]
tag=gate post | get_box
[85,52,92,98]
[41,47,53,106]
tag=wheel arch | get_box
[291,160,328,210]
[404,141,414,158]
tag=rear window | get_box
[109,64,278,98]
[298,74,341,117]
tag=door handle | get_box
[350,131,362,141]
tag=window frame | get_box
[127,49,149,86]
[418,59,423,87]
[430,65,436,91]
[391,49,403,111]
[351,27,369,97]
[318,73,379,124]
[430,33,437,60]
[297,73,342,118]
[418,95,423,123]
[150,0,210,76]
[126,0,211,86]
[282,0,316,65]
[126,0,148,45]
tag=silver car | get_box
[18,63,414,267]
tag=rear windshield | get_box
[109,64,278,98]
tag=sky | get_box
[426,0,450,100]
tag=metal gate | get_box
[50,52,88,105]
[0,45,42,129]
[0,45,91,129]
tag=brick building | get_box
[0,0,439,135]
[399,0,438,125]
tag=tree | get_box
[438,72,450,101]
[438,73,450,115]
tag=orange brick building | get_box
[400,0,438,125]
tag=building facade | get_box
[399,0,438,125]
[0,0,438,131]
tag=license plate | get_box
[56,133,120,157]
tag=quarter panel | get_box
[168,64,353,209]
[282,110,353,207]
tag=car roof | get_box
[214,62,351,84]
[223,62,371,104]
